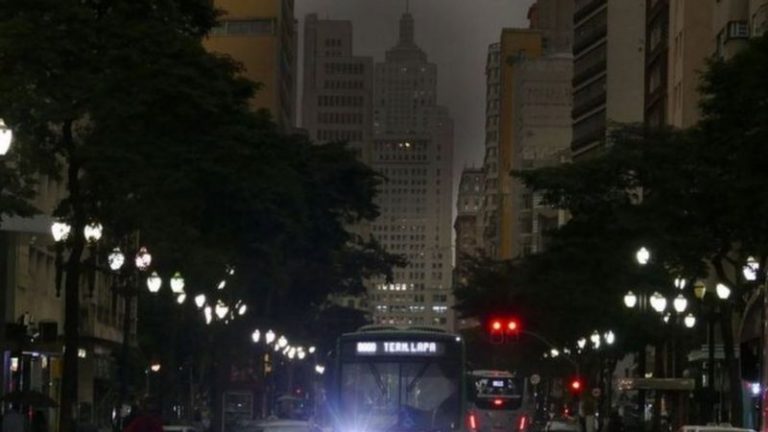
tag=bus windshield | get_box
[340,360,461,431]
[469,376,524,410]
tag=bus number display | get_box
[355,341,446,356]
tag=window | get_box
[211,19,274,36]
[727,21,749,39]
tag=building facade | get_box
[301,14,373,161]
[369,12,454,330]
[205,0,297,130]
[0,176,131,431]
[511,55,573,257]
[646,0,670,128]
[481,43,502,258]
[455,168,484,271]
[571,0,646,158]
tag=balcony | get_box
[574,10,607,53]
[573,77,606,118]
[573,43,606,86]
[571,110,606,152]
[575,0,606,23]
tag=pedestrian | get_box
[123,398,163,432]
[2,407,26,432]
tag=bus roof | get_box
[339,325,460,341]
[468,370,516,378]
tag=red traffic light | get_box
[507,320,518,332]
[570,379,582,392]
[491,320,502,331]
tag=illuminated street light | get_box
[694,281,707,300]
[577,338,587,350]
[683,314,696,328]
[214,301,229,319]
[194,294,206,309]
[716,283,731,300]
[108,248,125,271]
[217,280,226,290]
[649,292,667,313]
[134,247,152,271]
[674,277,686,290]
[238,304,247,316]
[150,363,161,373]
[170,272,185,294]
[252,329,261,343]
[663,313,671,323]
[604,330,616,345]
[266,330,276,345]
[176,294,186,304]
[590,331,601,349]
[0,119,13,156]
[623,291,638,308]
[83,222,103,243]
[550,348,560,358]
[743,257,759,282]
[277,336,288,349]
[51,221,72,242]
[673,294,688,313]
[203,306,213,325]
[636,246,650,265]
[309,346,316,354]
[146,271,162,293]
[315,364,325,375]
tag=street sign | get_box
[592,388,602,397]
[617,378,695,391]
[530,374,541,385]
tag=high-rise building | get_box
[571,0,646,158]
[511,55,572,257]
[301,14,373,161]
[484,29,543,260]
[455,168,484,270]
[667,0,712,128]
[369,11,454,331]
[205,0,297,130]
[646,0,670,128]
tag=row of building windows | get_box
[324,38,342,47]
[323,80,365,90]
[372,224,426,232]
[324,62,365,75]
[317,112,364,125]
[211,19,274,36]
[318,95,365,107]
[316,129,363,142]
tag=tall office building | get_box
[369,11,454,330]
[483,29,543,260]
[301,14,373,161]
[646,0,670,128]
[205,0,297,130]
[571,0,646,158]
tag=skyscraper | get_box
[204,0,297,130]
[571,0,646,158]
[369,11,454,330]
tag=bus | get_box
[466,370,532,432]
[331,326,467,432]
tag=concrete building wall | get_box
[369,13,454,331]
[205,0,297,130]
[667,0,712,128]
[482,43,501,258]
[302,14,373,162]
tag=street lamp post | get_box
[0,118,13,156]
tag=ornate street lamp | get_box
[716,283,731,300]
[83,222,103,243]
[636,246,650,266]
[577,337,587,350]
[673,294,688,313]
[308,346,316,354]
[252,329,261,343]
[604,330,616,345]
[649,292,667,313]
[238,304,247,316]
[694,281,707,300]
[169,272,185,294]
[203,306,213,325]
[590,331,601,349]
[134,247,152,271]
[0,119,13,156]
[674,277,687,290]
[194,294,206,309]
[743,257,759,282]
[176,293,186,304]
[265,330,276,345]
[146,271,162,293]
[108,248,126,271]
[624,291,638,308]
[214,301,229,319]
[278,335,288,348]
[683,314,696,328]
[51,221,72,242]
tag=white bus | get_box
[466,370,533,432]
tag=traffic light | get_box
[487,318,521,344]
[569,378,583,395]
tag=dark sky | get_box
[295,0,534,187]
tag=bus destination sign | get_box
[355,341,446,356]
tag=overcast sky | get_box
[295,0,535,184]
